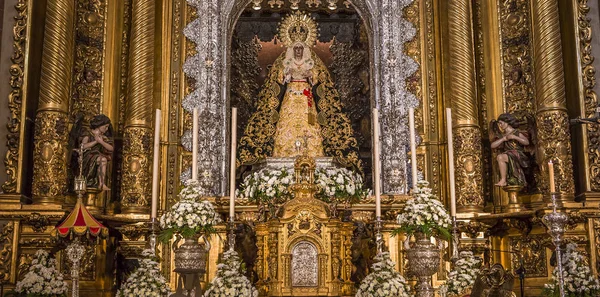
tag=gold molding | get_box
[576,0,600,191]
[2,0,29,195]
[531,0,575,196]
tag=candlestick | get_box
[409,108,418,188]
[229,108,237,220]
[548,160,556,193]
[373,108,381,218]
[151,109,161,219]
[446,108,457,217]
[192,108,199,181]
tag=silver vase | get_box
[406,232,440,297]
[174,236,208,275]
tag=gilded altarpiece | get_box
[1,0,600,296]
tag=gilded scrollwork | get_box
[121,127,153,208]
[32,112,69,198]
[268,231,278,280]
[474,0,492,202]
[500,0,535,114]
[70,0,106,123]
[2,0,28,194]
[120,223,147,241]
[23,213,51,233]
[454,127,484,208]
[577,0,600,191]
[535,111,575,194]
[593,218,600,274]
[509,235,547,278]
[118,0,131,133]
[0,222,14,283]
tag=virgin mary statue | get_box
[237,12,362,172]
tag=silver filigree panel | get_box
[183,0,418,195]
[291,241,318,287]
[182,0,225,195]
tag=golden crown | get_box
[278,11,319,47]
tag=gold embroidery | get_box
[272,81,324,157]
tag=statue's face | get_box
[99,124,109,134]
[498,120,508,131]
[294,46,303,59]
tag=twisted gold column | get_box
[531,0,575,198]
[31,0,76,204]
[447,0,484,212]
[120,0,155,214]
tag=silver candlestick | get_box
[542,192,568,297]
[148,217,159,254]
[451,216,460,262]
[375,217,384,254]
[228,217,236,252]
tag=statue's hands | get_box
[93,132,103,144]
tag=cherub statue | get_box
[69,114,114,191]
[471,264,516,297]
[489,113,532,187]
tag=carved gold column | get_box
[120,0,155,214]
[31,0,76,204]
[447,0,484,212]
[531,0,575,198]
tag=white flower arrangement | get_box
[238,167,367,204]
[395,180,452,240]
[314,167,368,203]
[543,243,600,297]
[159,180,222,241]
[356,252,412,297]
[116,249,172,297]
[203,250,258,297]
[238,167,294,204]
[439,251,482,297]
[13,250,68,297]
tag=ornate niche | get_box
[255,155,355,296]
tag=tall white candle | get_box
[192,108,199,181]
[548,160,556,193]
[229,108,238,220]
[446,108,457,217]
[409,108,418,188]
[151,109,161,219]
[373,109,381,218]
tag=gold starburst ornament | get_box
[278,11,319,47]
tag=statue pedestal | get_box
[503,185,525,213]
[252,157,338,171]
